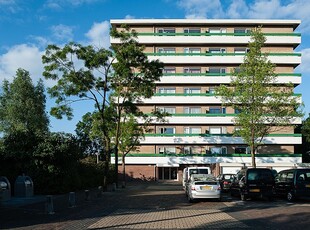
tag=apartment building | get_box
[110,19,302,181]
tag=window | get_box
[184,87,201,94]
[184,67,201,73]
[163,67,176,73]
[184,107,201,114]
[208,28,227,33]
[209,127,227,134]
[184,127,201,134]
[235,146,250,154]
[158,48,176,53]
[159,127,175,134]
[184,146,201,154]
[210,146,227,154]
[208,86,217,94]
[184,48,201,53]
[209,107,221,114]
[234,28,251,34]
[235,108,241,114]
[158,87,175,93]
[234,48,250,53]
[209,67,226,74]
[159,147,176,154]
[157,107,176,114]
[184,28,201,34]
[209,48,226,53]
[157,28,176,35]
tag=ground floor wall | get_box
[118,162,300,182]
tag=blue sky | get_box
[1,0,310,134]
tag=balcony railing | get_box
[144,133,302,137]
[145,52,301,57]
[137,32,301,37]
[162,73,301,77]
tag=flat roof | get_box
[110,19,300,29]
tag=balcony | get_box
[111,153,302,165]
[158,73,302,85]
[145,52,301,66]
[110,32,301,47]
[137,114,302,125]
[140,133,302,145]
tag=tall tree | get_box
[0,68,49,135]
[110,26,164,185]
[216,28,302,168]
[42,26,163,188]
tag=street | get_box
[1,182,310,229]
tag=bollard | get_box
[97,186,103,197]
[112,183,116,192]
[68,192,76,208]
[45,195,54,214]
[85,189,90,201]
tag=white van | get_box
[182,166,211,189]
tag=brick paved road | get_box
[1,182,309,229]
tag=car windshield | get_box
[189,168,209,175]
[247,169,273,183]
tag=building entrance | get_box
[158,167,178,180]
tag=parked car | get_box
[230,168,275,201]
[275,168,310,201]
[182,166,211,190]
[186,174,221,202]
[217,174,234,192]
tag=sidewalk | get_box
[1,181,175,229]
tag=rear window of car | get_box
[247,169,273,182]
[224,175,233,180]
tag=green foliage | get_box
[42,25,165,186]
[216,27,302,167]
[0,68,49,135]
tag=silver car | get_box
[186,174,221,202]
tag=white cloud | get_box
[177,0,310,33]
[227,0,249,18]
[85,20,110,48]
[177,0,224,19]
[125,15,135,19]
[50,24,74,42]
[0,44,44,83]
[45,0,98,10]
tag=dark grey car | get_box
[275,168,310,201]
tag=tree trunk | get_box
[251,128,256,168]
[122,154,126,188]
[251,145,256,168]
[114,146,119,188]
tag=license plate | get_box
[249,189,260,192]
[201,186,212,190]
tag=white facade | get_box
[111,19,302,180]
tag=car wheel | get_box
[241,193,247,201]
[287,191,295,202]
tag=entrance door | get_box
[158,167,178,180]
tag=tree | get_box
[0,68,49,180]
[111,114,144,187]
[216,28,302,168]
[109,26,164,186]
[300,114,310,162]
[0,68,49,136]
[42,26,163,188]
